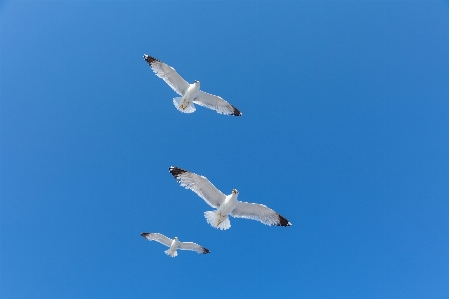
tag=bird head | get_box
[232,189,239,195]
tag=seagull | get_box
[141,233,210,257]
[169,166,292,230]
[143,54,242,116]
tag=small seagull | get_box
[141,233,210,257]
[169,166,292,230]
[143,54,242,116]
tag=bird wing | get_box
[178,242,210,254]
[169,166,226,208]
[141,233,172,247]
[230,201,292,227]
[143,54,189,96]
[193,91,242,116]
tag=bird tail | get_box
[164,249,178,257]
[173,97,196,113]
[204,211,231,230]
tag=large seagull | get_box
[169,166,292,230]
[143,54,242,116]
[141,233,210,257]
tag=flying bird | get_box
[143,54,242,116]
[169,166,292,230]
[141,233,210,257]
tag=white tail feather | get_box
[204,211,231,230]
[173,97,196,113]
[164,249,178,257]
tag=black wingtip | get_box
[169,166,187,178]
[202,247,210,254]
[277,214,292,227]
[231,105,242,116]
[141,232,149,238]
[143,54,159,65]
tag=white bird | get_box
[169,166,292,230]
[141,233,210,257]
[143,54,242,116]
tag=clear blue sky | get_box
[1,1,449,298]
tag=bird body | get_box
[166,236,180,257]
[206,189,239,230]
[219,190,239,216]
[176,80,200,112]
[169,166,292,230]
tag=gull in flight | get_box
[143,54,242,116]
[169,166,292,230]
[141,233,210,257]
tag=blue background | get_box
[2,1,449,298]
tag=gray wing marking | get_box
[194,91,242,116]
[141,233,172,247]
[231,201,292,226]
[169,167,226,208]
[178,242,210,254]
[143,55,190,95]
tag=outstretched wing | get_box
[169,166,226,208]
[231,201,292,227]
[140,232,172,247]
[178,242,210,254]
[143,54,189,95]
[194,91,242,116]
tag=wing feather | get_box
[194,91,242,116]
[140,232,172,247]
[169,166,226,208]
[231,202,292,227]
[143,55,189,95]
[178,242,210,254]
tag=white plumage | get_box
[141,233,210,257]
[143,54,242,116]
[169,166,292,230]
